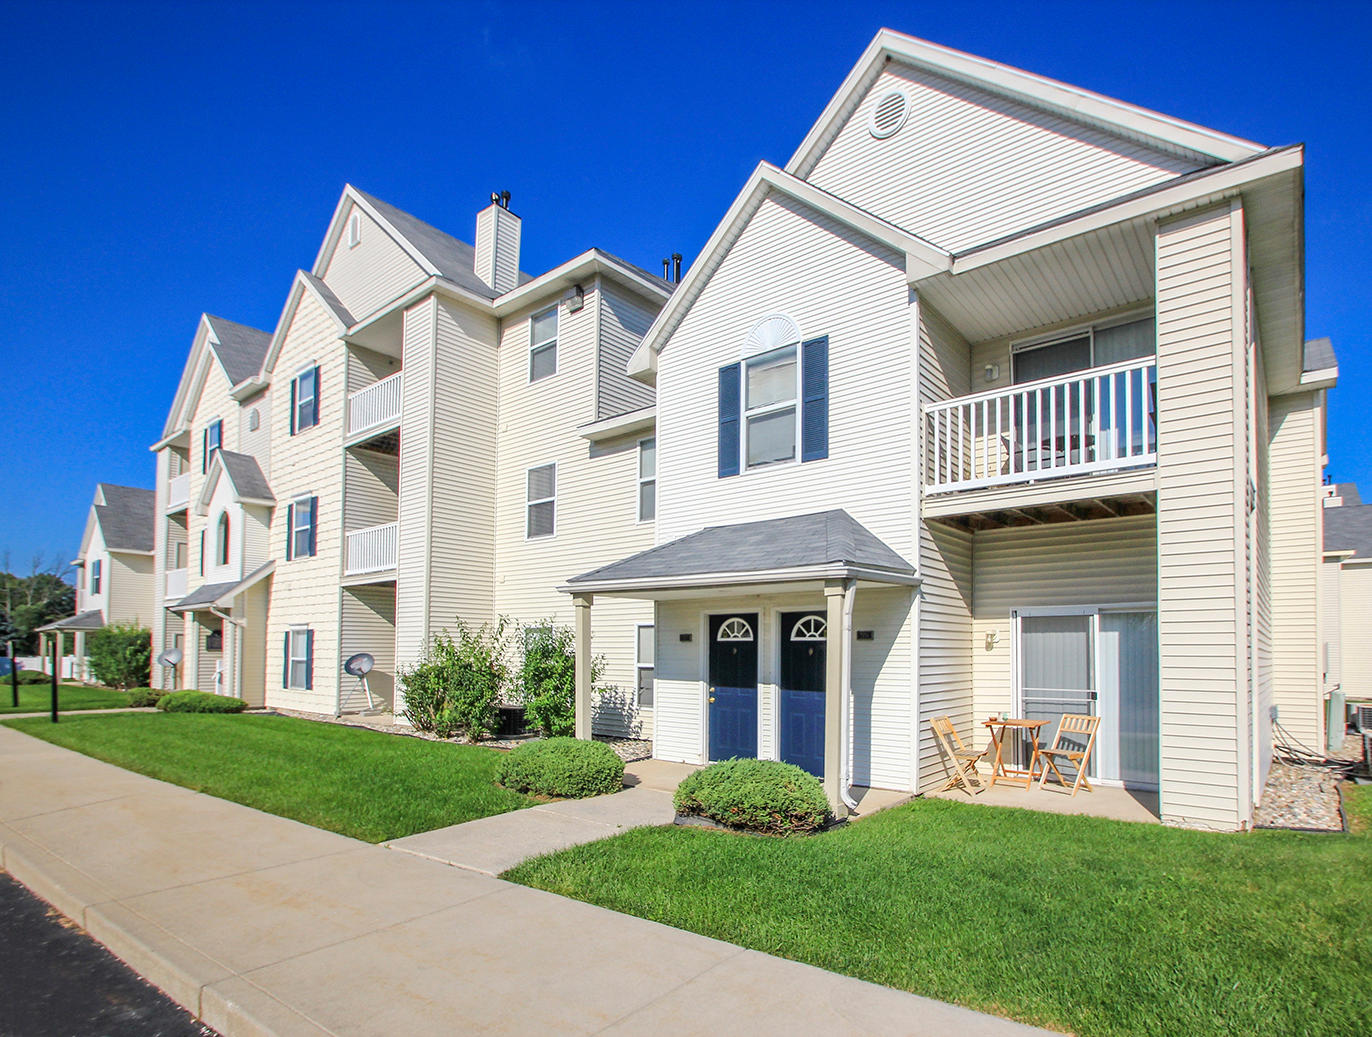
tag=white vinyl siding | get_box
[340,585,396,712]
[596,278,658,419]
[321,202,427,322]
[1339,565,1372,700]
[344,448,399,531]
[237,390,271,476]
[103,551,155,627]
[802,62,1207,254]
[1154,203,1246,830]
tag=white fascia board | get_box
[578,406,656,443]
[786,29,1264,177]
[1299,366,1338,391]
[559,563,919,595]
[1341,557,1372,568]
[149,426,191,452]
[1324,548,1357,560]
[627,163,948,378]
[343,275,498,345]
[493,251,670,318]
[258,271,354,381]
[160,317,216,441]
[312,185,439,281]
[107,548,156,557]
[217,560,275,604]
[951,147,1304,275]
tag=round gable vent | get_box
[868,89,910,140]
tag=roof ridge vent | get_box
[868,88,910,139]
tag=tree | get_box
[87,622,151,689]
[0,552,75,653]
[518,621,605,738]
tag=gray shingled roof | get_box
[1325,502,1372,559]
[36,609,105,632]
[217,451,274,503]
[355,189,534,300]
[302,271,355,326]
[568,510,914,587]
[169,581,244,611]
[1333,483,1362,506]
[204,315,272,385]
[1303,337,1336,373]
[94,484,155,553]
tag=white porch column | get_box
[573,593,594,740]
[823,580,849,818]
[73,630,86,683]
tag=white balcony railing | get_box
[924,358,1157,495]
[167,472,191,511]
[345,521,398,576]
[347,371,403,439]
[165,567,188,601]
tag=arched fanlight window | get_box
[216,512,230,566]
[790,615,827,642]
[716,617,754,642]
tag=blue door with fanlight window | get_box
[779,611,826,778]
[708,614,758,761]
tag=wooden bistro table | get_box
[981,718,1046,788]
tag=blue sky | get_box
[0,0,1368,571]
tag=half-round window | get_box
[790,615,827,642]
[216,512,230,566]
[716,617,754,642]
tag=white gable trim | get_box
[786,29,1265,180]
[311,185,439,282]
[627,163,948,379]
[255,270,352,382]
[159,316,224,441]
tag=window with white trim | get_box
[529,307,558,382]
[635,624,654,707]
[216,512,230,566]
[286,627,311,689]
[526,464,556,538]
[288,496,317,559]
[744,345,797,468]
[90,559,102,595]
[637,437,656,522]
[202,419,223,473]
[291,365,319,433]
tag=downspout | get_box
[840,578,859,813]
[210,605,245,701]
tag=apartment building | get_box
[38,483,156,681]
[1320,481,1372,716]
[151,188,669,735]
[565,29,1335,831]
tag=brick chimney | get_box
[474,192,521,294]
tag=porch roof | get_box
[169,562,274,612]
[36,609,105,632]
[563,509,916,596]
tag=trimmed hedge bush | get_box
[127,687,166,707]
[156,690,247,714]
[673,758,830,835]
[495,737,625,798]
[14,671,51,685]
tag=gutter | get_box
[840,578,859,813]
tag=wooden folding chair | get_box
[1036,714,1101,796]
[930,715,990,796]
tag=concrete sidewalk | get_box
[0,726,1054,1036]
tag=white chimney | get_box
[474,194,521,295]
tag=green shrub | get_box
[518,623,605,738]
[673,758,830,835]
[87,622,151,689]
[127,687,166,707]
[156,690,247,713]
[14,670,51,685]
[494,737,625,798]
[399,621,508,741]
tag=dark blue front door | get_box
[708,614,758,761]
[779,611,827,778]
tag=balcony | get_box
[347,371,402,444]
[923,358,1157,522]
[344,521,398,578]
[165,567,188,602]
[166,472,191,512]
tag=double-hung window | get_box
[202,419,223,473]
[635,624,655,707]
[529,307,558,382]
[526,464,556,539]
[284,627,313,690]
[286,496,317,559]
[90,559,102,595]
[637,438,656,522]
[717,335,828,477]
[291,365,320,434]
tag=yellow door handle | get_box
[708,696,715,703]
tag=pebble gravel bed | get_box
[1253,734,1362,832]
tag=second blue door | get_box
[779,611,827,778]
[708,613,758,761]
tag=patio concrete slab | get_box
[0,723,1056,1036]
[929,780,1160,822]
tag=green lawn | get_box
[3,712,532,841]
[0,683,131,714]
[507,788,1372,1037]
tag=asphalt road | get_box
[0,872,216,1037]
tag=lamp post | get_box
[50,634,59,723]
[7,640,16,709]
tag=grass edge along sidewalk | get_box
[3,712,532,842]
[0,684,131,714]
[506,787,1372,1037]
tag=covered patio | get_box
[35,609,105,682]
[562,509,919,817]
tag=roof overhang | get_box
[36,609,105,632]
[786,29,1264,180]
[492,250,671,318]
[578,406,655,443]
[561,563,920,600]
[258,270,355,381]
[170,561,275,612]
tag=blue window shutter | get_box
[282,631,290,687]
[310,365,321,428]
[717,363,741,478]
[201,428,208,473]
[285,503,294,561]
[801,336,829,462]
[289,377,298,436]
[304,629,314,690]
[308,497,318,557]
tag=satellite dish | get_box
[157,648,183,667]
[344,653,374,677]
